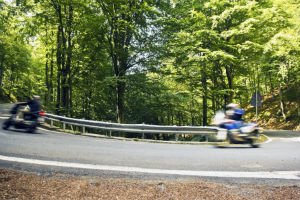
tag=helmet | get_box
[226,103,239,109]
[33,95,41,101]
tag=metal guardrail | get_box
[0,103,226,139]
[0,104,14,116]
[45,113,225,137]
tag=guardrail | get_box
[0,104,14,116]
[45,113,226,140]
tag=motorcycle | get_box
[2,103,45,133]
[212,110,262,148]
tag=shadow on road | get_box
[1,121,42,135]
[213,145,260,149]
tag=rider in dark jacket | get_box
[27,95,41,114]
[26,95,41,121]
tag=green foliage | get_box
[1,0,299,128]
[0,1,43,102]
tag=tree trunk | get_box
[225,65,233,103]
[116,80,125,123]
[201,64,208,126]
[45,51,50,105]
[211,61,219,112]
[101,2,136,123]
[69,73,73,116]
[0,55,4,87]
[269,71,274,97]
[50,48,54,102]
[191,96,195,125]
[279,83,286,121]
[0,68,3,87]
[52,0,73,116]
[56,24,62,114]
[64,3,73,116]
[167,107,171,125]
[44,21,51,106]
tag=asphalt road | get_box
[0,118,300,184]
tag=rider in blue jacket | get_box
[222,103,244,130]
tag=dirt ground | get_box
[1,169,300,200]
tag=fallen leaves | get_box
[1,169,300,200]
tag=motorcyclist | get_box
[220,103,244,131]
[2,95,42,131]
[27,95,41,121]
[27,95,41,113]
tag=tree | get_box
[0,1,42,101]
[1,0,299,129]
[96,0,159,123]
[158,0,289,125]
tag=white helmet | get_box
[33,95,41,101]
[226,103,238,109]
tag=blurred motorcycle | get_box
[212,110,262,148]
[2,103,45,133]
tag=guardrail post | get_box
[109,130,112,137]
[173,125,179,141]
[142,123,145,139]
[62,115,66,131]
[50,120,53,128]
[83,126,85,134]
[175,134,178,141]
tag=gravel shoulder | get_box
[1,168,300,200]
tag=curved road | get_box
[0,119,300,182]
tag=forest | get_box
[0,0,299,128]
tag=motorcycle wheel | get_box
[249,139,260,148]
[27,127,36,133]
[26,123,37,133]
[2,120,10,130]
[251,144,260,148]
